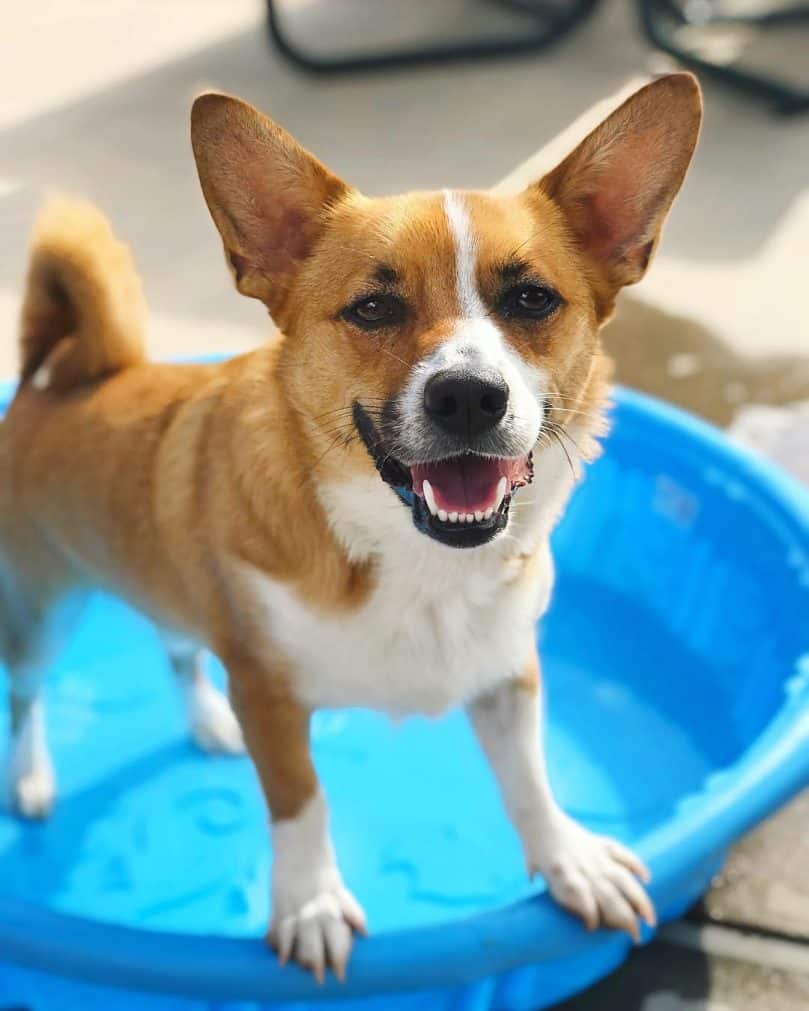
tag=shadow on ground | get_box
[1,1,808,330]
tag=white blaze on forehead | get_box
[391,188,547,461]
[443,190,485,317]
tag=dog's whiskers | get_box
[545,422,585,458]
[308,432,357,476]
[313,401,386,422]
[548,429,576,479]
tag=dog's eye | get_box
[343,294,406,330]
[500,284,560,321]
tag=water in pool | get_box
[0,569,741,939]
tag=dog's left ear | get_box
[536,73,702,305]
[191,93,350,317]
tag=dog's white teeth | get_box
[423,479,438,517]
[494,476,508,511]
[421,477,508,526]
[430,503,480,524]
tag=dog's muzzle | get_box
[352,385,534,549]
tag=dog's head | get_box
[191,76,701,550]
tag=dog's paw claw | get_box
[532,817,655,943]
[269,885,366,982]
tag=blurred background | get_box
[0,2,807,1007]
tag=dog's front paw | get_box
[531,815,656,942]
[269,880,367,983]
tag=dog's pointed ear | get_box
[536,74,702,304]
[191,94,349,317]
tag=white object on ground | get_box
[729,401,809,486]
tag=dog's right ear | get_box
[191,94,349,317]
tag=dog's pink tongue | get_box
[412,456,530,513]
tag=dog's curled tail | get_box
[19,197,147,392]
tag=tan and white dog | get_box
[1,75,701,981]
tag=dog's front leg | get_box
[227,658,366,982]
[468,648,656,941]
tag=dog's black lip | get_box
[352,401,411,491]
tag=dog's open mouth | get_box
[410,453,533,546]
[352,402,533,548]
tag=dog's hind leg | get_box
[8,664,54,818]
[1,581,85,819]
[164,636,245,755]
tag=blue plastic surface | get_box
[1,384,808,1011]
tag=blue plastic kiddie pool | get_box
[1,384,808,1011]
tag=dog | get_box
[1,74,701,982]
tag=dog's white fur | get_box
[270,790,365,982]
[234,512,555,716]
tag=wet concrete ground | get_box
[607,297,809,429]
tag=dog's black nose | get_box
[423,368,509,438]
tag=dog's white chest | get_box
[238,541,552,716]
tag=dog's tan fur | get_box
[19,199,147,389]
[1,75,701,981]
